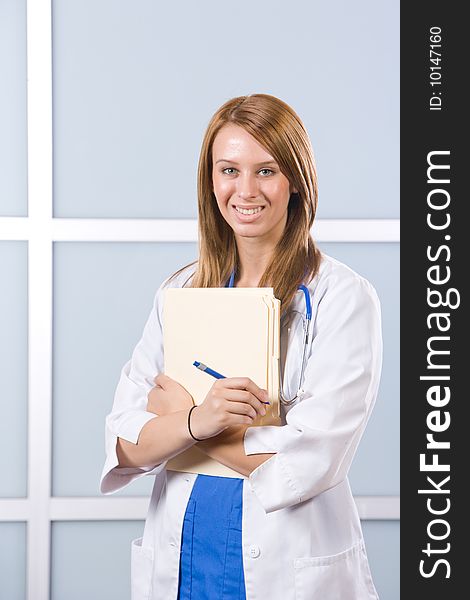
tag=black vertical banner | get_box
[401,2,465,597]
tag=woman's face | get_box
[211,124,296,245]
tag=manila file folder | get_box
[163,287,281,478]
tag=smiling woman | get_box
[187,94,322,307]
[100,93,383,600]
[212,125,294,286]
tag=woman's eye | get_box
[220,167,275,176]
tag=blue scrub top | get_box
[177,474,247,600]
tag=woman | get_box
[100,94,383,599]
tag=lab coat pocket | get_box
[131,537,154,600]
[294,539,378,600]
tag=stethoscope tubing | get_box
[226,271,311,406]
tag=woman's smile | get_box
[232,204,266,221]
[234,205,264,215]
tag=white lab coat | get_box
[100,252,383,600]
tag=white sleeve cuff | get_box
[112,409,159,444]
[243,425,304,514]
[100,411,166,495]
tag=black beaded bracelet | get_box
[187,405,204,442]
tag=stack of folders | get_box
[163,287,281,478]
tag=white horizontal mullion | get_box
[0,217,30,239]
[0,217,400,242]
[0,499,31,521]
[1,495,401,523]
[313,219,399,242]
[45,495,399,521]
[354,496,400,520]
[1,495,399,527]
[49,497,151,521]
[51,218,198,241]
[50,217,400,242]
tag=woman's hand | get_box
[189,377,269,440]
[147,374,194,416]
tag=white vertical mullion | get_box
[27,237,53,600]
[26,1,53,599]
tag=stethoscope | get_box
[226,270,312,405]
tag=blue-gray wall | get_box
[52,0,399,220]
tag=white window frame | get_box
[0,2,400,598]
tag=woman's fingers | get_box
[154,373,181,390]
[214,377,269,404]
[225,401,257,420]
[222,389,266,417]
[198,377,269,437]
[153,373,169,388]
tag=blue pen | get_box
[193,361,271,404]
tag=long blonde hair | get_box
[171,93,322,314]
